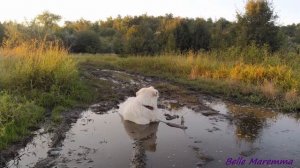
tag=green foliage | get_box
[236,0,281,51]
[0,22,4,46]
[51,106,65,123]
[72,30,101,53]
[2,22,28,47]
[35,11,61,30]
[112,32,125,54]
[0,39,91,149]
[1,10,299,55]
[280,24,300,53]
[191,19,211,51]
[0,92,44,149]
[210,18,237,49]
[174,20,192,52]
[125,24,159,55]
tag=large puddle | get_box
[4,69,300,168]
[6,99,300,168]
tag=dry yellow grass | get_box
[0,39,77,90]
[187,55,296,91]
[260,81,278,100]
[284,89,298,104]
[76,53,300,111]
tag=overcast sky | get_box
[0,0,299,25]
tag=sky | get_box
[0,0,299,25]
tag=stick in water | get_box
[159,120,188,130]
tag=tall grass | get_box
[77,48,300,112]
[0,39,89,149]
[0,40,77,92]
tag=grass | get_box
[0,40,92,149]
[0,92,44,148]
[74,48,300,112]
[1,41,299,149]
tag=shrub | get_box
[72,30,101,53]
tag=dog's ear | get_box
[152,90,159,97]
[136,88,145,96]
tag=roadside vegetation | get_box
[0,39,91,149]
[75,46,300,112]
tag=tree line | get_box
[0,0,299,55]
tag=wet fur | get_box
[119,86,159,125]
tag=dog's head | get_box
[135,86,159,107]
[136,86,159,98]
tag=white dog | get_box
[119,86,159,125]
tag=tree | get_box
[165,33,176,53]
[35,11,61,30]
[295,24,300,44]
[112,32,125,54]
[72,31,101,53]
[191,19,211,51]
[174,20,192,52]
[158,16,180,53]
[2,22,28,47]
[237,0,281,51]
[65,19,92,32]
[210,18,236,49]
[0,22,4,46]
[125,24,158,55]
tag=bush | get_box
[72,30,101,53]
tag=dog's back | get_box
[119,97,156,124]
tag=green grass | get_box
[74,50,300,112]
[0,92,44,149]
[0,40,92,149]
[51,106,65,124]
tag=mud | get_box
[3,64,300,168]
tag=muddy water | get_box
[5,68,300,168]
[5,129,52,168]
[7,100,300,168]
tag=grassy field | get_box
[74,48,300,112]
[0,40,92,149]
[1,42,299,149]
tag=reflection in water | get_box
[227,104,278,144]
[233,113,265,143]
[121,118,159,168]
[294,112,300,122]
[6,99,300,168]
